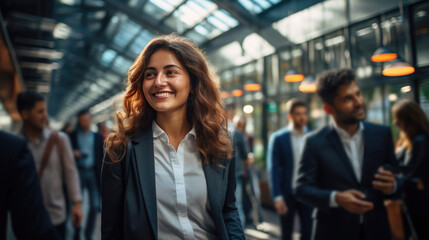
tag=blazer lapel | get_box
[132,127,157,239]
[203,159,225,213]
[326,127,359,184]
[361,123,375,185]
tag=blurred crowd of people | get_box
[2,68,429,240]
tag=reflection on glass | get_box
[414,1,429,67]
[362,87,383,124]
[419,79,429,117]
[351,19,379,78]
[381,11,406,62]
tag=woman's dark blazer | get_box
[401,133,429,216]
[101,126,245,240]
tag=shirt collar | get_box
[19,127,49,142]
[152,121,196,141]
[288,123,307,136]
[332,120,364,140]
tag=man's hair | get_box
[316,69,356,104]
[286,98,306,115]
[17,90,45,113]
[77,109,90,117]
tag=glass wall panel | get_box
[414,1,429,67]
[265,55,279,97]
[351,19,380,78]
[309,37,325,75]
[362,87,384,124]
[279,49,292,94]
[419,79,429,117]
[309,95,327,130]
[324,30,349,69]
[381,11,406,61]
[384,82,415,140]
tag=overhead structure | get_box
[0,0,323,121]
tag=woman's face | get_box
[392,112,404,130]
[142,49,191,115]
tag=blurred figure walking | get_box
[16,90,82,239]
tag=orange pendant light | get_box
[298,75,317,93]
[371,47,398,63]
[284,69,305,82]
[382,58,415,77]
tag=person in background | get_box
[101,34,244,239]
[233,115,264,227]
[267,98,312,240]
[392,99,429,240]
[232,114,253,229]
[296,69,398,240]
[69,109,104,240]
[1,130,60,240]
[97,122,110,140]
[16,90,82,239]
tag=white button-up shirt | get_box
[152,121,217,240]
[329,121,364,208]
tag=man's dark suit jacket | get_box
[400,133,429,216]
[101,126,245,240]
[268,127,310,200]
[0,131,60,240]
[296,122,396,240]
[69,129,104,188]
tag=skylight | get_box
[237,0,281,14]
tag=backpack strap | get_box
[38,131,59,178]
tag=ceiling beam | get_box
[103,0,175,35]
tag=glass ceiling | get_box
[238,0,282,15]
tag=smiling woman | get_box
[102,34,244,240]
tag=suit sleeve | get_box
[267,133,282,199]
[8,140,60,240]
[296,137,332,212]
[222,157,246,240]
[101,153,124,240]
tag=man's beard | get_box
[337,106,365,125]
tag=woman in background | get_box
[392,99,429,240]
[101,34,244,240]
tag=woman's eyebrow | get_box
[144,64,182,71]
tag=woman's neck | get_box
[155,110,191,151]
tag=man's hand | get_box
[274,199,288,215]
[73,150,82,159]
[71,201,83,228]
[372,167,395,194]
[246,152,254,166]
[335,190,374,214]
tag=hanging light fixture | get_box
[371,47,398,62]
[298,75,317,93]
[382,57,415,77]
[243,80,262,91]
[220,91,230,99]
[231,88,243,97]
[284,69,305,82]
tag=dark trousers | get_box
[75,169,99,240]
[280,195,312,240]
[54,221,66,240]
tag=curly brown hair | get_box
[105,34,231,164]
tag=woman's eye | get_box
[166,70,177,75]
[145,72,156,78]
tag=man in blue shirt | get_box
[69,109,104,240]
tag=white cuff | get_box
[330,191,339,207]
